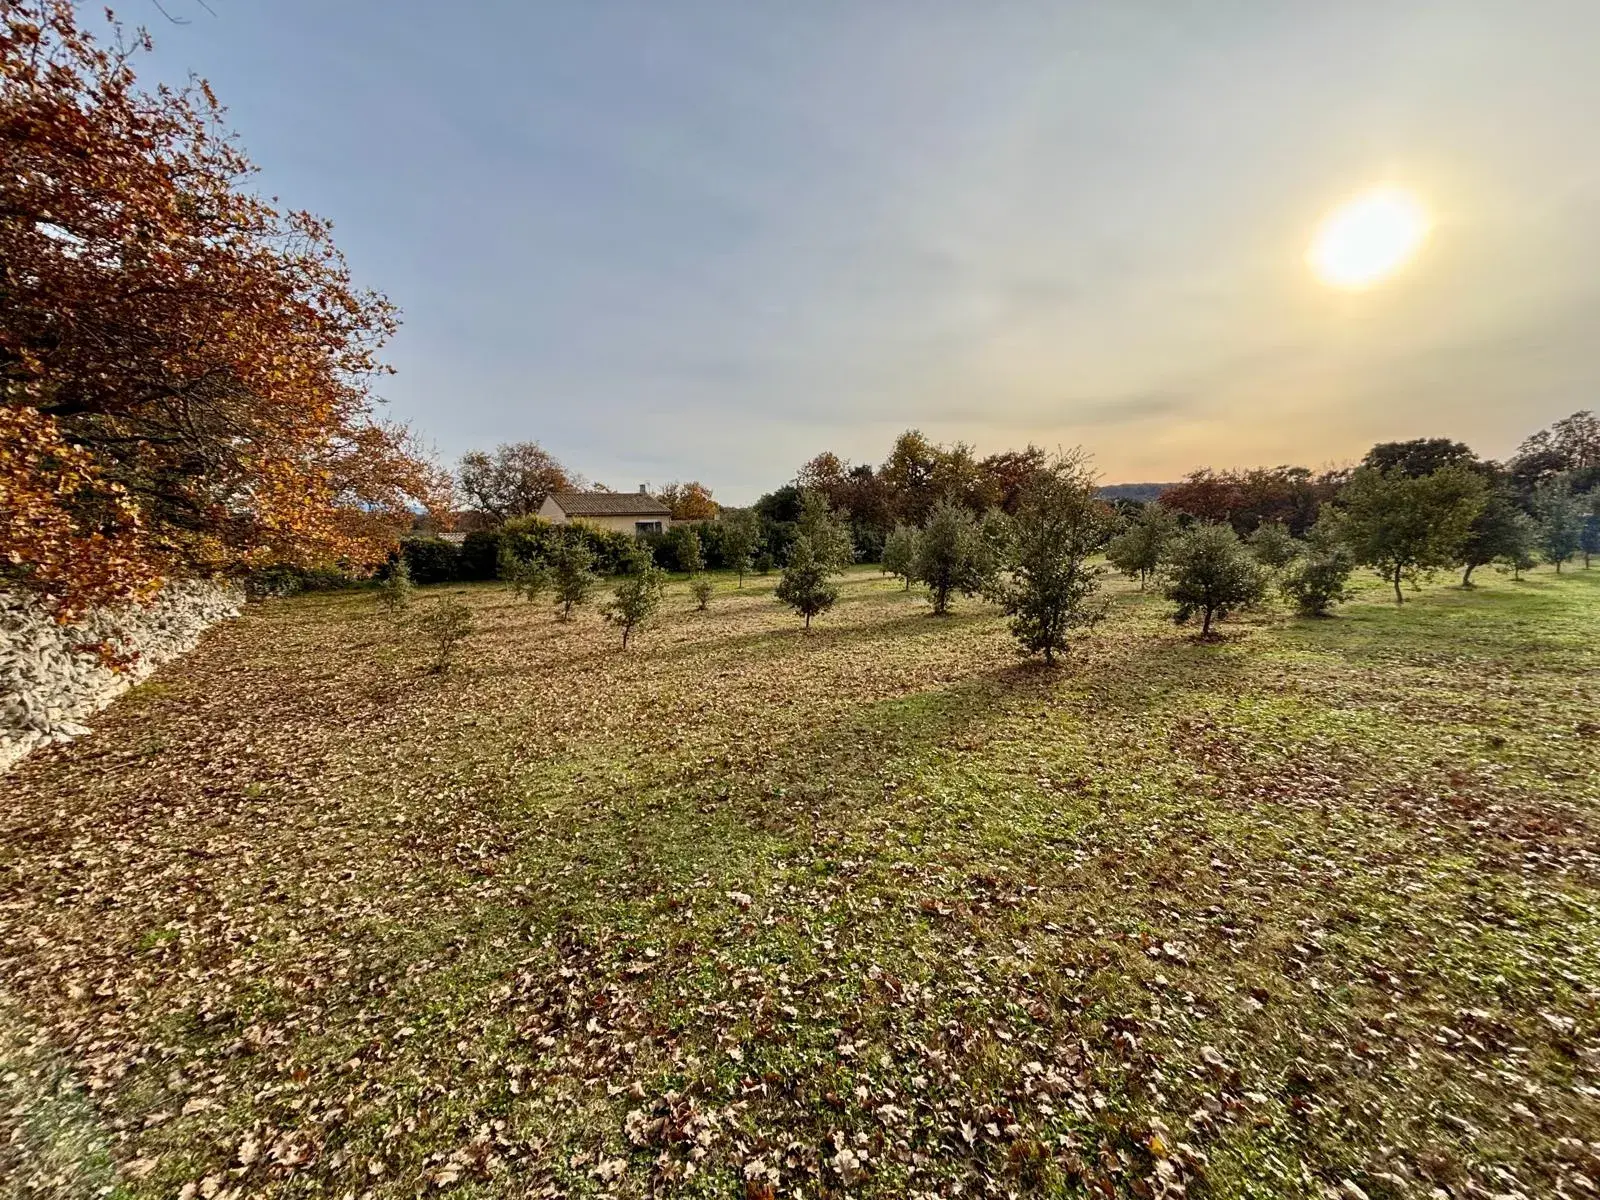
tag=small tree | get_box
[991,453,1111,664]
[691,577,714,611]
[1582,499,1600,570]
[661,524,705,575]
[881,524,917,591]
[1105,504,1178,589]
[498,544,551,603]
[1535,479,1585,573]
[378,553,413,617]
[602,557,665,649]
[1460,488,1533,587]
[1279,522,1355,616]
[551,538,598,621]
[775,535,839,630]
[797,490,855,573]
[1162,523,1267,638]
[1247,521,1300,571]
[721,509,761,586]
[1499,512,1540,580]
[911,501,994,615]
[1337,465,1487,603]
[418,596,475,673]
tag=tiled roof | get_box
[549,491,672,517]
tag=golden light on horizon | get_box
[1307,186,1431,289]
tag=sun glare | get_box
[1307,186,1430,289]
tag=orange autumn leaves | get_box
[1,2,447,614]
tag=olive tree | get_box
[881,524,917,590]
[990,453,1111,664]
[1162,523,1267,638]
[378,553,413,618]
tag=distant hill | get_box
[1096,482,1174,503]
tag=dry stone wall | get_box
[1,581,242,773]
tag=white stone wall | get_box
[0,581,242,774]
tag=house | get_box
[538,486,673,536]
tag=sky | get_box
[135,0,1600,502]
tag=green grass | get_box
[3,564,1599,1198]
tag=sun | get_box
[1307,186,1431,289]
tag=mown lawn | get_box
[3,564,1599,1199]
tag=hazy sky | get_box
[139,1,1600,501]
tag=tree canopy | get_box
[1,1,444,613]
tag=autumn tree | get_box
[457,442,579,523]
[1,3,445,614]
[775,536,838,630]
[657,481,719,521]
[1336,466,1486,603]
[912,501,994,615]
[1105,504,1178,589]
[1162,524,1266,638]
[991,453,1110,664]
[498,544,551,603]
[720,509,760,586]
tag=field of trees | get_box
[8,6,1600,1197]
[5,561,1600,1199]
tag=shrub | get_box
[244,563,360,598]
[775,536,838,630]
[400,537,462,586]
[498,517,636,577]
[458,529,503,580]
[1162,523,1267,638]
[417,596,474,673]
[1279,526,1355,616]
[691,577,714,611]
[602,557,666,649]
[377,553,413,617]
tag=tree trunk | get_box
[1461,563,1475,588]
[622,626,631,650]
[1201,607,1213,637]
[1043,644,1054,665]
[804,612,812,630]
[1392,566,1404,604]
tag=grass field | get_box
[4,564,1599,1199]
